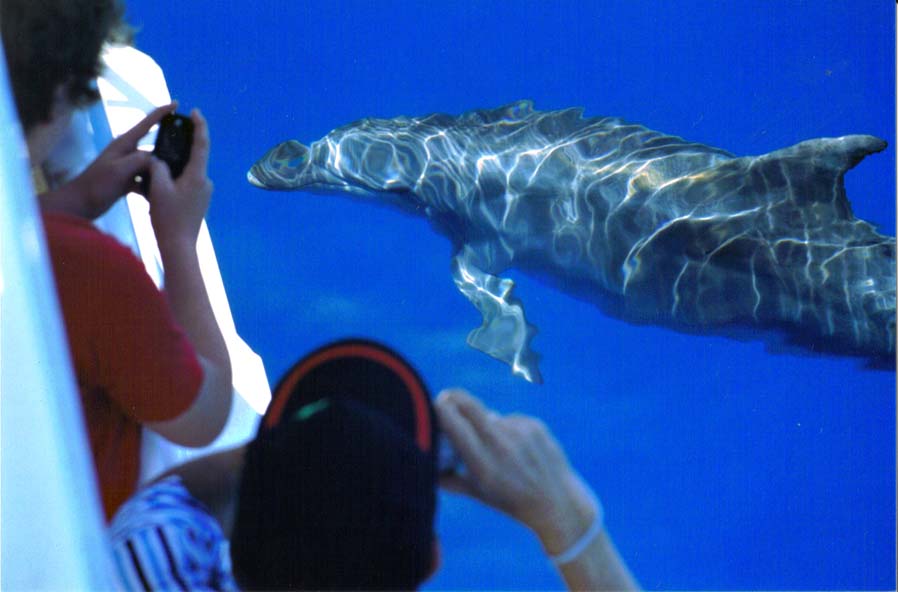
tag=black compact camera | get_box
[153,112,194,178]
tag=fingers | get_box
[181,108,210,177]
[444,388,501,445]
[435,389,594,549]
[436,389,490,479]
[111,102,178,152]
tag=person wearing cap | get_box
[110,339,638,590]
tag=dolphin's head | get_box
[248,134,430,215]
[247,140,317,190]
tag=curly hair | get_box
[1,0,133,131]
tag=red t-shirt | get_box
[42,211,204,519]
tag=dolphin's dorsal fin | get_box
[770,135,887,173]
[747,134,887,221]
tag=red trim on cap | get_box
[265,342,432,452]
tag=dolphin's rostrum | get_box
[249,100,895,382]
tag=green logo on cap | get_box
[292,398,331,423]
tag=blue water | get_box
[128,2,895,589]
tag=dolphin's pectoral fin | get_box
[451,249,542,383]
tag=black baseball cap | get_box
[230,339,440,590]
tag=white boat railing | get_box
[0,46,115,589]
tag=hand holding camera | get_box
[39,104,181,219]
[146,108,213,249]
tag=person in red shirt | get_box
[1,0,233,518]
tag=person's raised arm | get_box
[40,103,176,218]
[145,108,232,447]
[436,388,639,592]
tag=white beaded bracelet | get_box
[549,496,605,566]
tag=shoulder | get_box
[109,476,217,535]
[41,210,170,335]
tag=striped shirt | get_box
[109,476,238,591]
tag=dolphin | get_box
[248,100,896,383]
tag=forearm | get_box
[554,527,639,592]
[39,183,92,218]
[158,237,231,375]
[38,173,108,219]
[535,480,639,591]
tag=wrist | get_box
[156,232,199,261]
[534,475,601,556]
